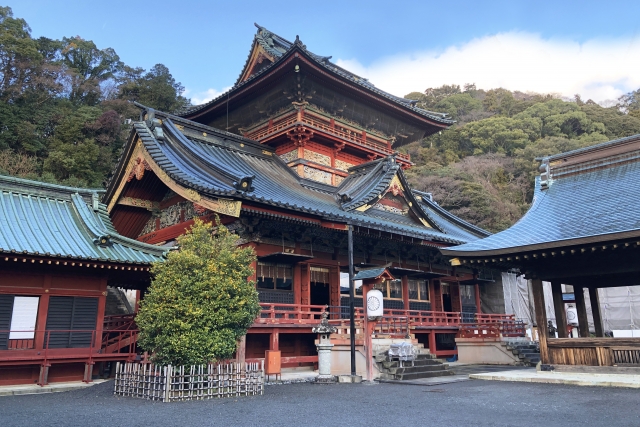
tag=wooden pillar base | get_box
[38,364,50,387]
[531,279,549,364]
[83,362,94,383]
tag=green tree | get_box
[60,36,123,105]
[136,219,261,366]
[0,6,41,100]
[433,92,483,121]
[117,63,190,112]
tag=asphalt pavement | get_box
[0,376,638,427]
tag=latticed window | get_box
[256,262,293,291]
[373,280,403,300]
[408,279,429,301]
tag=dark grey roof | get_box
[337,157,400,211]
[414,190,490,241]
[181,25,453,126]
[118,109,486,246]
[545,133,640,162]
[354,268,391,280]
[0,175,167,263]
[443,143,640,256]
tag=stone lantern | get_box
[312,311,337,384]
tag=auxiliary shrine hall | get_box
[0,25,501,384]
[102,25,493,366]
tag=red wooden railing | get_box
[245,111,411,162]
[1,329,138,357]
[459,324,501,339]
[475,314,516,324]
[459,315,526,339]
[104,314,137,331]
[384,309,462,327]
[255,303,328,325]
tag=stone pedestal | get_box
[312,311,337,384]
[316,342,335,383]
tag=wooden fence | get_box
[113,361,264,402]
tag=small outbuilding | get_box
[443,134,640,369]
[0,176,166,385]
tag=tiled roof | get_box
[124,110,487,245]
[414,190,490,241]
[181,25,454,126]
[337,157,400,211]
[354,268,391,281]
[443,143,640,256]
[0,176,167,264]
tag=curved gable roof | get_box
[443,134,640,256]
[0,176,167,264]
[181,26,454,129]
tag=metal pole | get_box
[348,224,356,376]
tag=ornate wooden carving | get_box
[127,158,151,182]
[117,197,159,211]
[286,125,313,147]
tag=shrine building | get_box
[0,176,166,386]
[100,25,501,369]
[443,134,640,371]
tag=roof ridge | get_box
[545,133,640,162]
[0,174,103,197]
[180,28,454,127]
[413,189,490,237]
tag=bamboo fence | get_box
[113,361,264,402]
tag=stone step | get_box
[385,365,449,375]
[507,345,538,352]
[393,370,455,381]
[375,352,437,364]
[381,359,444,369]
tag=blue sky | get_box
[11,1,640,104]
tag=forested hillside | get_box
[2,6,640,233]
[401,85,640,232]
[0,7,189,187]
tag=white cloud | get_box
[184,87,232,105]
[335,32,640,104]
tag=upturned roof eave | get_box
[441,227,640,258]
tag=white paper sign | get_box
[9,296,39,339]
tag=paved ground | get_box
[471,369,640,388]
[0,380,107,397]
[1,376,639,427]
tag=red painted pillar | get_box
[329,266,340,312]
[431,280,443,312]
[428,331,437,356]
[475,283,482,314]
[300,264,310,306]
[34,292,50,350]
[95,277,107,350]
[270,329,279,351]
[293,264,302,306]
[402,275,409,310]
